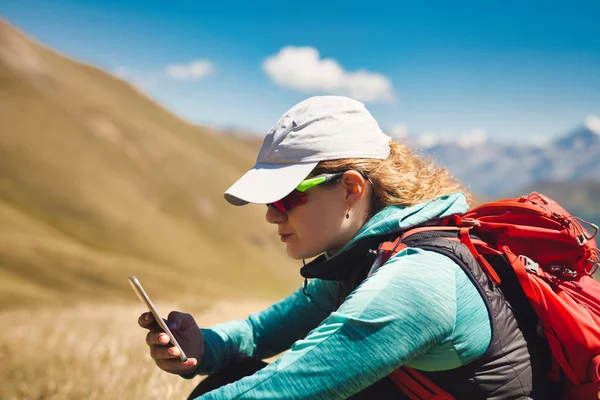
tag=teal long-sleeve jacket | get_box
[192,192,492,399]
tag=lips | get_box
[279,233,293,242]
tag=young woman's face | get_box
[265,171,370,259]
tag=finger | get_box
[155,357,198,372]
[146,331,172,346]
[150,344,180,360]
[167,311,195,331]
[138,312,160,329]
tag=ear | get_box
[339,170,367,205]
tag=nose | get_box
[265,205,287,224]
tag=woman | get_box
[138,96,545,399]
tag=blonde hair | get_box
[311,141,472,213]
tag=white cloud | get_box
[585,115,600,135]
[390,124,408,139]
[412,128,487,149]
[458,128,487,148]
[417,133,444,148]
[527,135,552,148]
[165,60,215,81]
[262,46,395,103]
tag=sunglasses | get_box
[267,172,346,213]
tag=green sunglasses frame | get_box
[295,172,346,192]
[266,172,346,213]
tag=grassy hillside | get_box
[0,19,300,309]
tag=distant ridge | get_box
[398,118,600,196]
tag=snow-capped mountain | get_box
[401,116,600,195]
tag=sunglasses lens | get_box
[270,190,308,212]
[271,201,287,213]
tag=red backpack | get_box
[379,192,600,399]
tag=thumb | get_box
[167,311,196,331]
[183,358,198,368]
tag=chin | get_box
[286,245,321,260]
[286,247,304,260]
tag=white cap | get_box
[224,96,391,205]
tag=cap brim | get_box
[224,162,318,206]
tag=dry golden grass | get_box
[0,300,272,400]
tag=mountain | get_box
[0,20,300,309]
[405,118,600,196]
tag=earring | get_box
[346,209,350,219]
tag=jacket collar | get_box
[300,233,395,281]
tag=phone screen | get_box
[128,276,188,362]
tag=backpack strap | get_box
[458,228,502,285]
[388,367,455,400]
[507,249,581,385]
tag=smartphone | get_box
[128,276,188,362]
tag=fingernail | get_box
[169,348,179,356]
[144,314,151,321]
[160,335,170,344]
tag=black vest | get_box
[302,231,558,399]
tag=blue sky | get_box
[4,0,600,143]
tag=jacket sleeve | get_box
[196,278,338,375]
[193,248,491,399]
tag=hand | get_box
[138,311,205,375]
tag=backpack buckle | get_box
[461,218,480,227]
[519,255,539,275]
[561,268,578,278]
[548,264,579,278]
